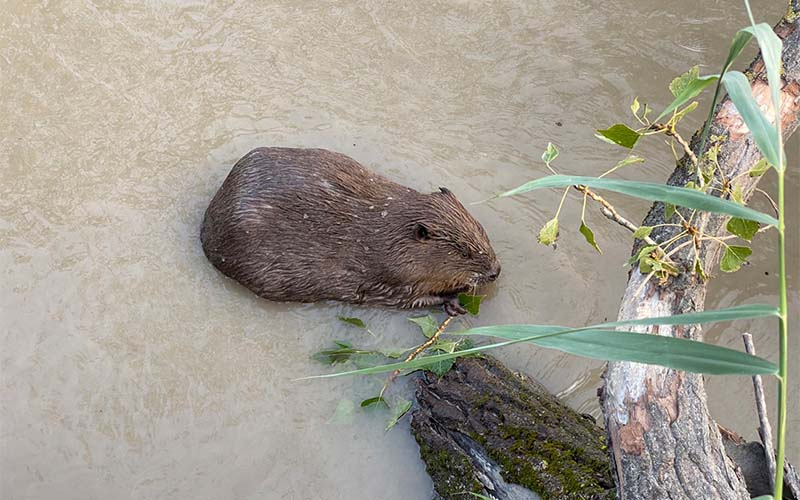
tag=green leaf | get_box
[360,396,389,408]
[385,399,412,431]
[542,142,559,164]
[378,348,409,359]
[338,316,366,328]
[722,71,781,168]
[469,494,493,500]
[464,327,777,376]
[496,175,778,226]
[330,399,355,424]
[627,244,658,267]
[633,226,653,240]
[720,245,752,273]
[579,221,602,253]
[694,259,709,281]
[300,304,780,379]
[595,124,642,149]
[538,217,559,246]
[743,23,784,170]
[669,66,700,97]
[748,158,771,177]
[699,29,754,154]
[408,315,439,338]
[458,293,483,316]
[664,203,676,220]
[426,356,455,376]
[430,340,459,353]
[727,217,759,241]
[669,101,699,126]
[603,155,645,177]
[656,72,719,122]
[631,97,640,115]
[312,342,371,365]
[731,183,744,204]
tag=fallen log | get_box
[411,357,799,500]
[411,355,615,500]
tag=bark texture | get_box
[411,356,615,500]
[601,8,800,500]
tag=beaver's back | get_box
[200,147,416,304]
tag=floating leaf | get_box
[579,221,602,253]
[496,175,778,226]
[722,71,781,168]
[426,356,455,376]
[338,316,366,328]
[301,305,780,380]
[720,245,752,273]
[595,124,641,149]
[430,340,459,353]
[409,315,439,338]
[385,399,412,431]
[312,342,361,365]
[633,226,654,240]
[631,97,640,116]
[538,217,559,246]
[542,142,559,164]
[360,396,389,408]
[458,293,483,316]
[748,158,771,177]
[378,348,409,359]
[330,399,355,424]
[727,218,759,241]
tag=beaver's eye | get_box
[414,223,430,241]
[459,248,471,258]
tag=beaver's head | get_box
[389,187,500,302]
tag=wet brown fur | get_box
[200,147,500,314]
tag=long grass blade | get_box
[723,71,781,168]
[495,175,778,225]
[301,304,779,379]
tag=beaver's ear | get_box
[439,187,453,196]
[413,223,430,241]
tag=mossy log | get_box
[411,356,615,500]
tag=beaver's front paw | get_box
[443,296,466,316]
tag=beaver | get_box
[200,147,500,315]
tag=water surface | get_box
[1,1,797,499]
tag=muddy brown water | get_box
[1,1,798,499]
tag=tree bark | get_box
[601,7,800,500]
[411,356,615,500]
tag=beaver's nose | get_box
[486,262,501,281]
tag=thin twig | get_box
[573,185,658,246]
[650,123,698,167]
[387,316,454,383]
[756,187,780,217]
[743,332,777,492]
